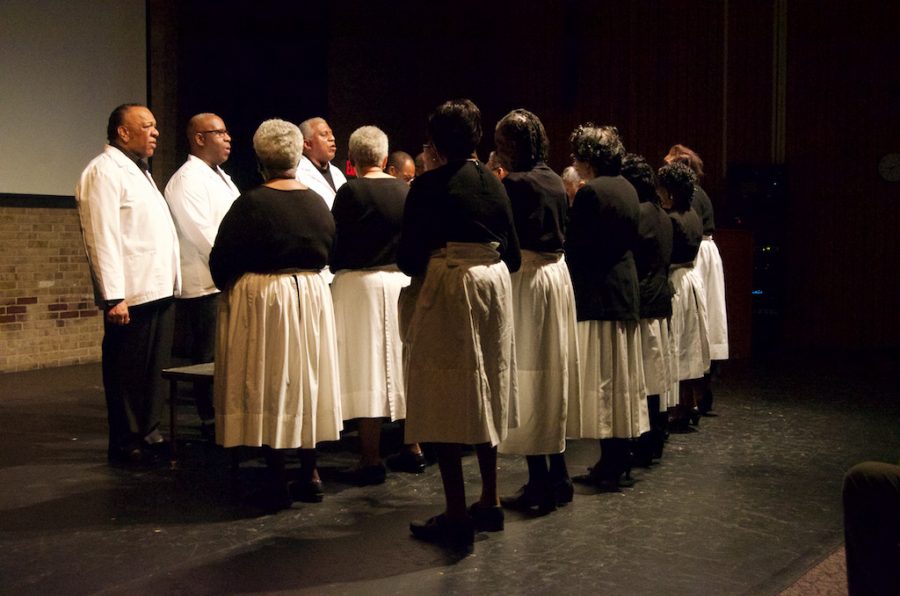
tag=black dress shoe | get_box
[554,478,574,505]
[336,464,387,486]
[410,514,475,548]
[468,502,504,532]
[385,450,427,474]
[107,445,143,465]
[501,483,557,514]
[289,479,325,503]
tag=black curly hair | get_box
[657,162,697,211]
[621,153,658,204]
[427,98,482,161]
[569,123,625,176]
[494,109,549,172]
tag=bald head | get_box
[386,150,415,184]
[187,113,231,167]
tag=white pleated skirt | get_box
[639,316,675,396]
[332,267,410,421]
[570,319,649,440]
[670,266,710,381]
[214,271,343,449]
[499,251,581,456]
[402,243,517,447]
[696,238,729,361]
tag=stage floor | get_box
[1,350,897,595]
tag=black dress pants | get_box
[102,298,174,453]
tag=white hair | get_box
[562,165,582,184]
[348,125,389,169]
[253,119,303,175]
[298,117,326,140]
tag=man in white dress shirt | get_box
[295,117,347,208]
[164,113,240,433]
[76,103,181,465]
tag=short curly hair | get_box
[427,99,482,161]
[569,123,625,176]
[621,153,658,204]
[253,119,303,176]
[657,162,697,211]
[494,109,549,172]
[664,144,704,178]
[348,125,389,169]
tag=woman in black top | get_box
[210,119,342,510]
[330,125,423,486]
[657,161,710,432]
[622,153,675,463]
[565,124,648,490]
[665,144,728,415]
[493,109,581,514]
[400,99,520,549]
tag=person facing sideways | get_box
[329,125,425,486]
[561,165,584,207]
[664,143,727,417]
[620,153,675,465]
[398,98,521,549]
[657,161,710,432]
[485,150,508,180]
[209,118,342,512]
[75,103,181,466]
[493,108,582,515]
[295,116,347,209]
[385,150,416,184]
[565,123,649,491]
[163,113,239,437]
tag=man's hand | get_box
[105,301,130,325]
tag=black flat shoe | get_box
[410,514,474,548]
[247,483,293,514]
[501,483,557,514]
[554,478,574,506]
[289,479,325,503]
[468,502,504,531]
[385,450,427,474]
[336,464,386,486]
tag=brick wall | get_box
[0,206,102,372]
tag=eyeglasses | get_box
[198,129,230,137]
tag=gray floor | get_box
[0,350,897,595]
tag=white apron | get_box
[696,237,729,361]
[499,251,581,456]
[639,316,676,397]
[402,242,517,446]
[214,271,343,449]
[670,266,711,381]
[571,319,649,440]
[332,266,410,421]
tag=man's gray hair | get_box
[348,125,389,169]
[253,119,303,175]
[562,165,582,184]
[298,117,326,140]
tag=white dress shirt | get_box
[164,155,240,298]
[75,145,181,307]
[295,155,347,209]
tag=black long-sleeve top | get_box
[210,186,334,291]
[565,175,641,322]
[330,177,408,271]
[501,163,567,252]
[636,201,674,319]
[668,207,703,267]
[397,160,521,277]
[691,185,716,235]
